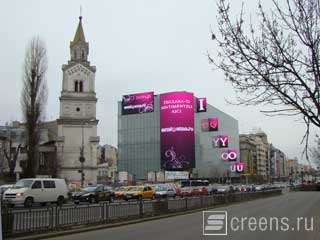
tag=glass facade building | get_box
[118,93,239,179]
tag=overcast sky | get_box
[0,0,316,163]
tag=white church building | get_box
[56,16,100,184]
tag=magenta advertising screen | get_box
[121,91,154,115]
[160,92,195,170]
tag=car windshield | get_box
[14,179,33,189]
[82,187,97,192]
[115,186,129,191]
[155,186,167,191]
[129,187,143,191]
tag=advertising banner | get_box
[121,91,154,115]
[118,171,129,183]
[156,171,165,182]
[160,92,195,170]
[147,172,156,182]
[147,171,165,182]
[165,171,189,180]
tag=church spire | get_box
[69,15,89,62]
[70,16,86,48]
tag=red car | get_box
[176,187,194,197]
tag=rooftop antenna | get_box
[79,5,82,21]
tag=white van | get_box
[3,178,68,208]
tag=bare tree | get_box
[3,132,21,178]
[0,136,6,176]
[311,134,320,168]
[21,36,48,177]
[210,0,320,157]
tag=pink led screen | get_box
[160,92,195,170]
[122,91,154,115]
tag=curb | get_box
[5,193,283,240]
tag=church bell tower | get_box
[56,15,100,185]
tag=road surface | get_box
[48,191,320,240]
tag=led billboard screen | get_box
[121,91,154,115]
[160,92,195,170]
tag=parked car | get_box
[123,186,155,201]
[68,188,82,200]
[176,187,194,197]
[154,184,176,198]
[3,178,68,208]
[248,185,256,192]
[217,185,233,194]
[72,185,114,204]
[114,186,133,200]
[67,184,82,200]
[0,184,14,194]
[207,184,219,195]
[0,184,14,200]
[239,185,247,192]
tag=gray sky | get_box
[0,0,315,162]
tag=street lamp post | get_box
[79,119,95,188]
[79,124,85,188]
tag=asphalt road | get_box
[48,192,320,240]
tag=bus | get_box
[176,180,209,196]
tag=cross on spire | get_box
[80,5,82,21]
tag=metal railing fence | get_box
[1,189,282,238]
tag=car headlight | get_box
[16,192,24,197]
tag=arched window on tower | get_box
[74,81,79,92]
[82,51,85,60]
[79,81,83,92]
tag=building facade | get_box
[286,158,299,183]
[269,144,287,181]
[97,144,118,183]
[0,121,58,180]
[239,131,270,183]
[118,92,239,180]
[239,134,257,182]
[56,16,100,184]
